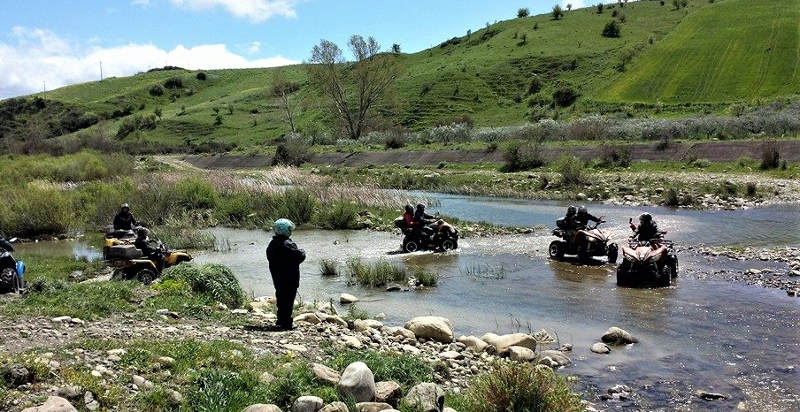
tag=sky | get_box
[0,0,585,98]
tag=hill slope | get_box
[2,0,797,149]
[599,0,800,102]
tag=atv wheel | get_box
[403,240,420,253]
[657,264,672,287]
[136,268,158,285]
[607,243,619,264]
[548,241,565,260]
[616,260,632,286]
[672,260,679,278]
[441,238,457,251]
[0,268,15,294]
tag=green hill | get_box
[2,0,797,150]
[600,0,800,103]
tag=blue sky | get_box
[0,0,582,97]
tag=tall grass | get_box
[159,264,246,309]
[345,257,407,287]
[319,259,339,277]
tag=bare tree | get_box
[271,69,297,133]
[307,35,400,139]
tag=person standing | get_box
[266,218,305,331]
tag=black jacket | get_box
[575,212,601,228]
[414,210,434,225]
[266,235,306,290]
[113,211,138,230]
[635,221,660,241]
[134,237,155,256]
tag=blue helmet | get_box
[273,218,295,236]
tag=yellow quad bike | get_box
[102,225,136,259]
[106,241,192,284]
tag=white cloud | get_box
[0,27,298,98]
[131,0,150,6]
[246,41,261,55]
[169,0,298,22]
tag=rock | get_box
[319,402,349,412]
[404,316,454,343]
[354,319,383,332]
[387,327,416,341]
[695,390,728,401]
[340,293,359,304]
[292,396,324,412]
[375,381,402,405]
[591,342,611,354]
[457,335,488,353]
[404,383,445,412]
[559,343,573,352]
[601,327,638,345]
[4,364,31,386]
[480,333,537,354]
[535,350,572,368]
[260,371,276,384]
[354,402,393,412]
[244,405,282,412]
[401,344,421,355]
[56,386,82,400]
[295,313,321,324]
[508,346,535,362]
[166,389,183,405]
[283,343,308,353]
[106,348,127,356]
[338,362,376,402]
[157,356,176,365]
[21,396,77,412]
[341,335,364,349]
[83,392,99,411]
[442,409,458,412]
[439,351,463,361]
[385,284,402,292]
[51,316,71,323]
[312,363,341,385]
[321,314,349,327]
[132,375,154,390]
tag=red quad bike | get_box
[394,217,459,253]
[549,220,618,263]
[617,232,679,288]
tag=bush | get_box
[160,263,246,308]
[552,4,564,19]
[319,259,339,277]
[154,225,215,250]
[502,141,545,172]
[0,186,75,237]
[346,258,407,287]
[116,114,158,139]
[163,77,183,89]
[196,72,207,81]
[272,142,312,166]
[602,20,621,37]
[176,178,219,209]
[315,201,360,230]
[556,155,585,186]
[517,8,530,18]
[760,140,781,169]
[384,134,406,149]
[598,146,631,168]
[412,268,438,287]
[597,3,604,13]
[527,77,542,95]
[450,362,583,412]
[149,84,164,96]
[553,86,578,107]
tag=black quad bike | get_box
[395,218,459,253]
[549,220,618,263]
[0,238,26,295]
[617,233,679,288]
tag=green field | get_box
[2,0,798,149]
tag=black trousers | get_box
[275,286,297,328]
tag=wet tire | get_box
[136,268,158,285]
[0,268,15,294]
[657,263,672,287]
[616,260,632,286]
[548,241,565,260]
[403,240,420,253]
[607,243,619,264]
[441,238,457,251]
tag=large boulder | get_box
[244,405,283,412]
[404,383,445,412]
[590,342,611,354]
[340,293,359,304]
[404,317,454,343]
[319,402,349,412]
[601,327,638,345]
[456,335,488,353]
[354,319,384,332]
[535,350,572,369]
[292,396,324,412]
[507,346,536,362]
[21,396,77,412]
[480,333,537,354]
[375,381,402,406]
[354,402,393,412]
[312,363,341,385]
[338,362,376,402]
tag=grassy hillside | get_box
[600,0,800,102]
[3,0,797,150]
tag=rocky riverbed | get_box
[691,245,800,296]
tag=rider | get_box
[630,213,660,242]
[413,204,435,236]
[113,203,138,231]
[575,206,602,229]
[134,228,164,270]
[402,204,415,229]
[558,205,578,243]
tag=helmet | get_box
[404,204,414,214]
[577,206,587,215]
[273,218,295,236]
[416,203,426,211]
[121,203,130,210]
[639,213,652,223]
[566,205,577,215]
[137,227,149,237]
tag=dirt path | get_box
[180,139,800,169]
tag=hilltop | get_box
[1,0,798,150]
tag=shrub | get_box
[602,20,621,38]
[160,263,246,308]
[384,134,406,149]
[346,258,407,287]
[319,259,339,277]
[552,4,564,19]
[149,84,164,96]
[214,115,223,126]
[196,72,207,81]
[556,155,585,186]
[760,140,781,169]
[598,146,631,168]
[116,114,158,139]
[663,187,680,207]
[527,77,542,95]
[176,178,219,209]
[154,225,215,250]
[272,142,311,166]
[597,3,604,13]
[432,115,474,128]
[326,349,432,388]
[517,8,530,18]
[450,362,582,412]
[413,268,438,287]
[553,86,578,107]
[315,200,360,230]
[163,77,183,89]
[0,186,75,237]
[502,141,545,172]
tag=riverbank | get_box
[691,245,800,296]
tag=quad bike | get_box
[102,225,138,259]
[617,233,678,288]
[549,220,618,263]
[107,239,192,284]
[395,217,459,253]
[0,238,26,294]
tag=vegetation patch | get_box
[159,263,246,309]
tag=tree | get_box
[307,35,400,139]
[552,4,564,20]
[392,43,401,54]
[467,29,472,38]
[271,69,298,133]
[602,20,621,37]
[517,8,530,18]
[597,3,604,13]
[567,3,573,11]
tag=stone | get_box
[535,350,572,368]
[341,335,364,349]
[457,335,488,353]
[295,313,321,324]
[340,293,359,304]
[338,362,376,402]
[312,363,341,385]
[319,402,349,412]
[157,356,175,365]
[166,389,183,405]
[402,344,420,354]
[283,343,308,353]
[601,327,638,345]
[387,327,416,341]
[132,375,154,390]
[355,403,393,412]
[56,386,82,400]
[404,383,445,412]
[591,342,611,354]
[4,364,31,386]
[695,390,728,401]
[439,350,463,361]
[321,314,349,327]
[404,316,454,343]
[260,371,277,384]
[480,333,537,354]
[508,346,536,362]
[375,381,402,405]
[51,316,71,323]
[244,405,282,412]
[442,409,458,412]
[21,396,77,412]
[106,348,127,356]
[292,396,324,412]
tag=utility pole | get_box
[100,61,104,81]
[42,81,46,93]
